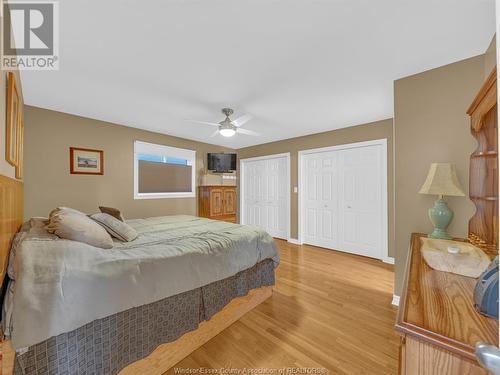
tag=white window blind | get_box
[133,141,196,199]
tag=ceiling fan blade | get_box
[186,119,220,127]
[237,128,260,136]
[210,130,219,137]
[232,114,253,127]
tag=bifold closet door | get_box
[302,143,384,259]
[243,156,288,239]
[302,152,340,249]
[337,145,382,258]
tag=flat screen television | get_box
[207,153,237,172]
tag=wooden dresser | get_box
[198,185,237,223]
[395,233,498,375]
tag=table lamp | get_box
[418,163,465,240]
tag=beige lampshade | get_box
[418,163,465,197]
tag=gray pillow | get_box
[46,211,114,249]
[98,206,125,222]
[90,213,138,242]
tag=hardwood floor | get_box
[165,240,399,375]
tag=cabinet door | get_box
[404,336,489,375]
[223,189,236,215]
[210,189,224,216]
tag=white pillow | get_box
[46,211,113,249]
[49,206,87,218]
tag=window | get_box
[134,141,196,199]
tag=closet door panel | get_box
[302,143,384,259]
[303,152,339,248]
[242,156,288,239]
[338,145,382,258]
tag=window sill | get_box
[134,193,196,200]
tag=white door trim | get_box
[298,139,388,261]
[239,152,291,240]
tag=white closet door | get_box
[243,159,267,229]
[302,152,339,249]
[301,142,384,259]
[338,145,382,258]
[242,155,289,239]
[263,157,288,238]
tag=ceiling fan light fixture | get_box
[219,128,236,137]
[188,108,256,138]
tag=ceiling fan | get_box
[187,108,259,138]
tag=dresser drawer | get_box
[400,336,488,375]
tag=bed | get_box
[0,214,279,375]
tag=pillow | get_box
[29,217,49,228]
[98,206,125,222]
[49,206,87,219]
[7,218,52,280]
[90,213,137,242]
[46,211,113,249]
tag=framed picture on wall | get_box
[6,72,21,167]
[15,117,24,179]
[70,147,104,175]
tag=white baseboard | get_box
[383,257,395,265]
[287,238,301,245]
[392,295,400,306]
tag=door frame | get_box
[239,152,291,240]
[298,139,388,261]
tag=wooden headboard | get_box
[0,175,23,284]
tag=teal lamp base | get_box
[428,198,453,240]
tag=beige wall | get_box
[393,55,486,296]
[485,34,496,77]
[24,106,234,219]
[238,118,395,257]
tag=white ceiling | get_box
[20,0,495,149]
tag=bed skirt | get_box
[14,259,275,375]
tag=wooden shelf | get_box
[470,196,498,201]
[468,67,498,251]
[471,151,498,158]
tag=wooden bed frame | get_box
[0,175,23,284]
[0,171,273,375]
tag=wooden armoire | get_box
[198,186,237,223]
[467,68,498,252]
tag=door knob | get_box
[475,342,500,374]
